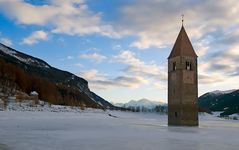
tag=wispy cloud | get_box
[153,83,167,90]
[0,0,119,38]
[67,56,74,60]
[21,30,48,45]
[113,44,122,50]
[199,74,224,84]
[78,69,148,90]
[80,53,107,63]
[0,37,12,46]
[117,0,239,49]
[79,50,167,90]
[197,39,239,85]
[114,50,167,81]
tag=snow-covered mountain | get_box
[198,89,239,116]
[0,43,114,109]
[114,98,166,109]
[209,89,237,95]
[0,43,50,68]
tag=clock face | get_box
[183,71,194,84]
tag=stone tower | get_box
[168,25,198,126]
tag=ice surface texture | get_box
[0,111,238,150]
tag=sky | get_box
[0,0,239,103]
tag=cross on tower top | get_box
[181,14,184,26]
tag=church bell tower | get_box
[168,23,198,126]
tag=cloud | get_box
[0,38,12,46]
[79,69,106,81]
[198,74,224,84]
[113,44,122,50]
[0,0,119,37]
[78,51,166,90]
[197,40,239,85]
[80,53,107,63]
[67,56,74,60]
[78,69,148,90]
[114,50,167,81]
[194,40,209,57]
[111,48,238,89]
[112,0,239,87]
[21,30,48,45]
[153,83,167,90]
[117,0,239,49]
[202,43,239,74]
[78,50,167,91]
[114,50,142,65]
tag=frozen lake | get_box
[0,111,238,150]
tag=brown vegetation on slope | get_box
[0,59,101,108]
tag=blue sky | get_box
[0,0,239,103]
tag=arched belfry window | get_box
[186,61,192,70]
[173,62,176,71]
[175,112,178,118]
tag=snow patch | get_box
[30,91,38,95]
[0,44,50,68]
[210,89,237,95]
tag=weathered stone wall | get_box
[168,56,198,126]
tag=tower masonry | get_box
[168,25,198,126]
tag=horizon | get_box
[0,0,239,103]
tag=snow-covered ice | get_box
[0,110,238,150]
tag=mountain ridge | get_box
[0,43,114,109]
[198,89,239,116]
[113,98,167,112]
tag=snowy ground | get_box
[0,109,239,150]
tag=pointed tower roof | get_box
[168,25,197,59]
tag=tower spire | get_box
[168,19,197,59]
[167,17,199,126]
